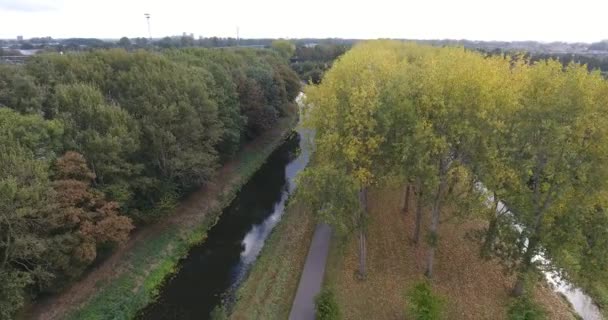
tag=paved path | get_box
[289,223,332,320]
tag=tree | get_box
[303,41,399,277]
[0,108,62,319]
[133,37,148,48]
[0,146,54,319]
[0,45,301,315]
[51,83,140,203]
[405,47,499,278]
[271,40,295,59]
[117,37,131,49]
[502,61,608,296]
[0,64,44,114]
[46,152,133,282]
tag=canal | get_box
[137,127,312,320]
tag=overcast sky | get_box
[0,0,606,42]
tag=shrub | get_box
[315,287,340,320]
[209,304,228,320]
[507,296,546,320]
[406,280,444,320]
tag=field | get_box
[324,185,578,320]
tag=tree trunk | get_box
[425,192,440,278]
[402,184,411,215]
[512,208,544,296]
[358,187,368,279]
[481,192,500,258]
[482,217,498,258]
[512,157,551,296]
[426,160,447,279]
[512,235,539,296]
[359,228,366,278]
[1,218,11,269]
[413,180,423,245]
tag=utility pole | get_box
[144,13,152,42]
[236,26,240,47]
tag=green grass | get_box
[64,115,297,320]
[230,202,315,320]
[586,283,608,319]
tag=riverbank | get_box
[230,201,316,319]
[25,113,297,320]
[589,286,607,318]
[324,185,579,320]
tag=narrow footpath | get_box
[289,223,332,320]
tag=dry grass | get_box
[325,185,577,320]
[231,202,316,320]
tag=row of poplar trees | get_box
[0,47,300,319]
[297,41,608,304]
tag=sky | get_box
[0,0,607,42]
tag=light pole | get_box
[144,13,152,42]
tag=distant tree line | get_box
[480,48,608,74]
[0,47,300,319]
[290,43,350,83]
[528,53,608,73]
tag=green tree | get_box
[303,41,399,277]
[0,108,62,319]
[271,39,295,59]
[117,37,131,49]
[503,61,608,296]
[51,83,140,204]
[0,64,44,114]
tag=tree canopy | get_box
[299,40,608,304]
[0,47,299,319]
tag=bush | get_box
[209,304,228,320]
[507,296,546,320]
[406,280,444,320]
[315,287,340,320]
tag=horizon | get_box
[1,0,607,43]
[2,36,606,45]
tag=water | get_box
[483,187,603,319]
[137,127,312,320]
[542,258,603,320]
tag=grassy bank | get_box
[230,201,316,319]
[61,115,297,320]
[587,284,607,318]
[324,184,578,320]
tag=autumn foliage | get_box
[50,152,133,269]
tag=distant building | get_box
[303,43,318,48]
[17,35,23,41]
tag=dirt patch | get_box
[325,186,576,320]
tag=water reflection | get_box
[137,128,312,320]
[481,185,602,320]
